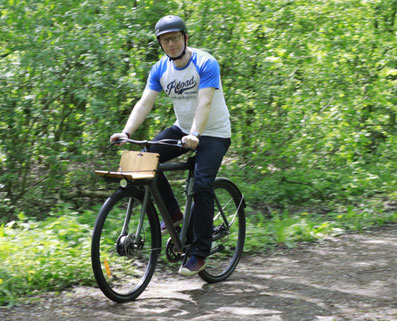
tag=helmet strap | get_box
[168,43,186,61]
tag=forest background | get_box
[0,0,396,305]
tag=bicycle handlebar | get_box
[110,138,189,150]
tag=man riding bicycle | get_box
[110,15,231,276]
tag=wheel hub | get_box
[117,234,144,257]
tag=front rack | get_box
[95,151,160,181]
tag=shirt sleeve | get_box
[198,58,220,90]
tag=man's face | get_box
[159,32,185,58]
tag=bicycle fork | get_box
[117,186,151,255]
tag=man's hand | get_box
[182,134,199,150]
[110,132,129,145]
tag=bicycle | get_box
[91,138,246,303]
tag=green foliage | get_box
[0,0,397,219]
[244,206,397,253]
[0,0,178,218]
[245,211,341,251]
[0,206,95,306]
[1,0,396,218]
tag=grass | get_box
[245,202,397,252]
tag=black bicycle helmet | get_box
[155,15,187,38]
[155,15,188,61]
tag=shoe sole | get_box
[161,219,183,236]
[178,263,206,277]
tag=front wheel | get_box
[199,177,246,283]
[91,187,161,303]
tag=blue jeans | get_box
[147,125,231,258]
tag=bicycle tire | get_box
[199,177,246,283]
[91,187,161,302]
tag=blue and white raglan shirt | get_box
[146,48,231,138]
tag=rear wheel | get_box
[91,187,161,302]
[199,178,245,283]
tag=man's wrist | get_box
[190,131,201,139]
[123,132,130,138]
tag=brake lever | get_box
[106,139,127,150]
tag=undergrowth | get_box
[245,204,397,252]
[0,207,97,307]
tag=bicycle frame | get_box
[131,157,195,254]
[123,155,244,257]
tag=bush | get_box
[0,208,95,306]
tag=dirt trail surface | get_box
[2,224,397,321]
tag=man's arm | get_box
[122,88,160,135]
[110,88,159,142]
[182,87,215,149]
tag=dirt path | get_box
[2,224,397,321]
